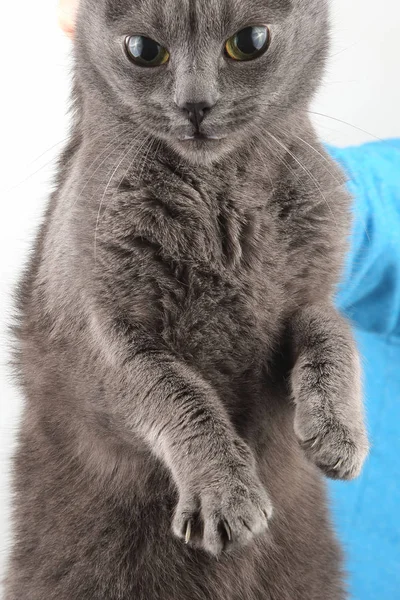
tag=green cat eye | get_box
[125,35,170,67]
[225,25,271,61]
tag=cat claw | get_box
[333,458,343,470]
[222,519,232,542]
[261,508,271,521]
[301,435,319,449]
[185,519,192,544]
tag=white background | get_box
[0,0,399,590]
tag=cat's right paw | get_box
[172,463,273,556]
[294,402,369,481]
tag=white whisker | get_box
[265,131,339,231]
[98,131,155,228]
[93,140,139,262]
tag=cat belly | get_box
[5,482,345,600]
[5,398,346,600]
[4,483,345,600]
[158,277,283,411]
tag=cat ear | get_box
[58,0,78,39]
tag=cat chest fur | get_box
[97,166,285,379]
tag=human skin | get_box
[58,0,78,37]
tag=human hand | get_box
[58,0,78,38]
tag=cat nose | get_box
[180,101,213,129]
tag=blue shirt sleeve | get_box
[326,140,400,600]
[328,140,400,337]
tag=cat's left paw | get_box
[295,410,369,480]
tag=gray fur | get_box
[4,0,368,598]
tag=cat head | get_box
[74,0,329,165]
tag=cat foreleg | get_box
[91,326,273,555]
[289,304,369,480]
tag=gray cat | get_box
[4,0,369,598]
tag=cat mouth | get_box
[179,133,226,142]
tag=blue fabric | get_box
[328,140,400,600]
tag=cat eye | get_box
[225,26,271,62]
[124,35,170,67]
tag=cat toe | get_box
[298,422,369,481]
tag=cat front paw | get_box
[295,408,369,480]
[172,451,273,556]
